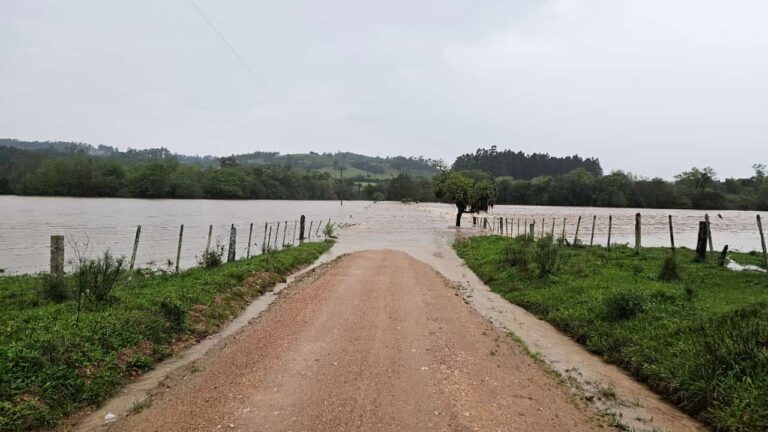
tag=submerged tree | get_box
[433,171,498,227]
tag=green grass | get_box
[455,236,768,432]
[0,242,332,431]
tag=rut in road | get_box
[111,250,604,432]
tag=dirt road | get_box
[110,250,604,431]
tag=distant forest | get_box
[453,146,603,178]
[1,139,766,210]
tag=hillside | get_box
[0,139,439,179]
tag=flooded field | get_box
[0,196,368,274]
[1,196,766,274]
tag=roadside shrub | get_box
[159,300,186,331]
[659,253,680,281]
[40,274,69,302]
[603,290,647,321]
[198,242,225,268]
[503,241,531,271]
[533,236,560,278]
[75,251,125,303]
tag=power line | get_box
[188,0,271,93]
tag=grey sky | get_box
[1,0,766,179]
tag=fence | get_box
[34,216,335,277]
[472,212,768,269]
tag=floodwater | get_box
[1,196,766,274]
[424,202,768,253]
[0,196,367,274]
[70,200,732,431]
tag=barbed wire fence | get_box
[471,212,768,269]
[1,215,337,275]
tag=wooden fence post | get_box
[541,218,545,237]
[705,214,714,255]
[129,225,141,271]
[758,215,768,270]
[274,222,281,250]
[175,224,184,272]
[499,218,504,234]
[283,220,289,247]
[562,218,566,241]
[529,223,535,239]
[668,215,675,251]
[247,222,253,258]
[205,224,213,254]
[589,215,596,246]
[262,222,269,253]
[517,218,521,236]
[266,225,273,252]
[293,220,298,245]
[717,245,729,267]
[299,215,306,244]
[50,235,64,276]
[227,224,236,262]
[315,220,322,238]
[695,221,708,262]
[523,219,527,237]
[574,216,582,245]
[551,218,555,238]
[635,213,642,253]
[607,215,612,249]
[308,221,314,241]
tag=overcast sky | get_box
[1,0,766,179]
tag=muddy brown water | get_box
[77,201,707,431]
[2,196,765,275]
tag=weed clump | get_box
[323,222,336,239]
[658,253,680,281]
[76,251,124,303]
[533,236,560,278]
[503,241,531,271]
[603,290,647,321]
[159,300,186,331]
[40,274,69,302]
[198,242,225,268]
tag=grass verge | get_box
[0,241,332,431]
[455,236,768,432]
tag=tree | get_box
[433,171,498,227]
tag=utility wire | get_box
[188,0,271,93]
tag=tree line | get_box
[453,146,603,179]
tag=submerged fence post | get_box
[262,222,269,253]
[175,224,184,272]
[293,220,298,245]
[247,222,254,258]
[607,215,612,249]
[308,221,314,241]
[541,218,545,237]
[551,218,555,238]
[517,218,521,236]
[573,216,582,245]
[205,224,213,254]
[668,215,675,251]
[758,215,768,270]
[227,224,236,262]
[267,225,273,251]
[705,214,714,254]
[315,220,322,238]
[718,245,729,267]
[635,213,642,253]
[283,221,289,247]
[129,225,141,271]
[562,218,566,241]
[299,215,306,244]
[695,221,708,262]
[589,215,596,246]
[50,235,64,277]
[274,222,281,250]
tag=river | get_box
[1,196,766,274]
